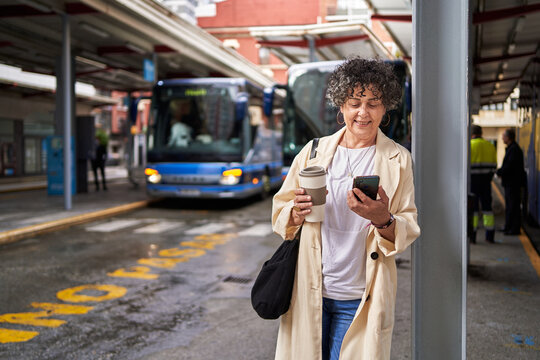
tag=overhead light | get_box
[495,82,500,89]
[498,73,504,80]
[508,43,516,54]
[75,56,107,69]
[502,61,508,69]
[79,22,110,39]
[17,0,51,12]
[125,42,146,54]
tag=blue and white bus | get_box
[145,78,283,199]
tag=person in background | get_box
[168,100,193,147]
[271,57,420,360]
[496,128,526,235]
[91,131,108,191]
[469,124,497,243]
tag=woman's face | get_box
[340,85,386,143]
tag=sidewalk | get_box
[466,183,540,357]
[0,167,150,245]
[0,166,131,193]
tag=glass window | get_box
[150,84,242,162]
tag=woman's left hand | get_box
[347,185,391,226]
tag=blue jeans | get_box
[322,297,361,360]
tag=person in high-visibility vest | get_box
[470,125,497,243]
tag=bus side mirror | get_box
[263,87,274,117]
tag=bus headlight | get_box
[220,168,242,185]
[145,168,162,184]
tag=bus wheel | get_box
[260,174,271,199]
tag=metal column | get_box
[307,36,317,62]
[62,14,72,210]
[412,0,469,359]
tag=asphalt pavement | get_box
[0,169,539,359]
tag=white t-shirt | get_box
[322,144,376,300]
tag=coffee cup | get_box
[299,166,327,222]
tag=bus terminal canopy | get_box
[367,0,540,107]
[249,21,394,65]
[0,0,275,92]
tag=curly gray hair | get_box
[326,57,402,110]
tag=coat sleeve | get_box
[271,142,312,240]
[496,147,513,177]
[374,150,420,257]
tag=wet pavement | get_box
[0,173,539,359]
[0,195,281,359]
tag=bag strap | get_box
[294,139,320,240]
[310,138,319,160]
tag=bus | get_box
[145,78,283,199]
[272,60,411,173]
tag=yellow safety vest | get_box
[470,137,496,175]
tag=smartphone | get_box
[353,175,380,201]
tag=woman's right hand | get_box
[289,188,312,226]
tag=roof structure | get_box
[0,0,275,97]
[366,0,540,106]
[248,21,393,65]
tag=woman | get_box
[272,57,420,360]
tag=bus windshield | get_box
[149,84,242,162]
[283,65,341,165]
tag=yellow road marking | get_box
[519,233,540,279]
[137,257,187,268]
[0,311,66,327]
[108,266,159,280]
[56,284,127,303]
[0,230,238,344]
[492,182,540,278]
[0,303,95,328]
[31,302,94,314]
[0,328,39,343]
[158,248,205,258]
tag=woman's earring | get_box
[381,113,391,127]
[336,111,345,125]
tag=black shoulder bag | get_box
[251,138,319,320]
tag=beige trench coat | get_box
[272,127,420,360]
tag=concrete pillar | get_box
[411,0,469,358]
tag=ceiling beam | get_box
[370,4,540,25]
[371,14,412,23]
[154,45,176,53]
[0,3,98,18]
[473,3,540,25]
[258,34,369,48]
[474,51,537,65]
[474,76,521,86]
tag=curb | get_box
[0,185,46,194]
[0,177,130,194]
[0,200,153,246]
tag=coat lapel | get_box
[357,130,401,322]
[373,129,400,210]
